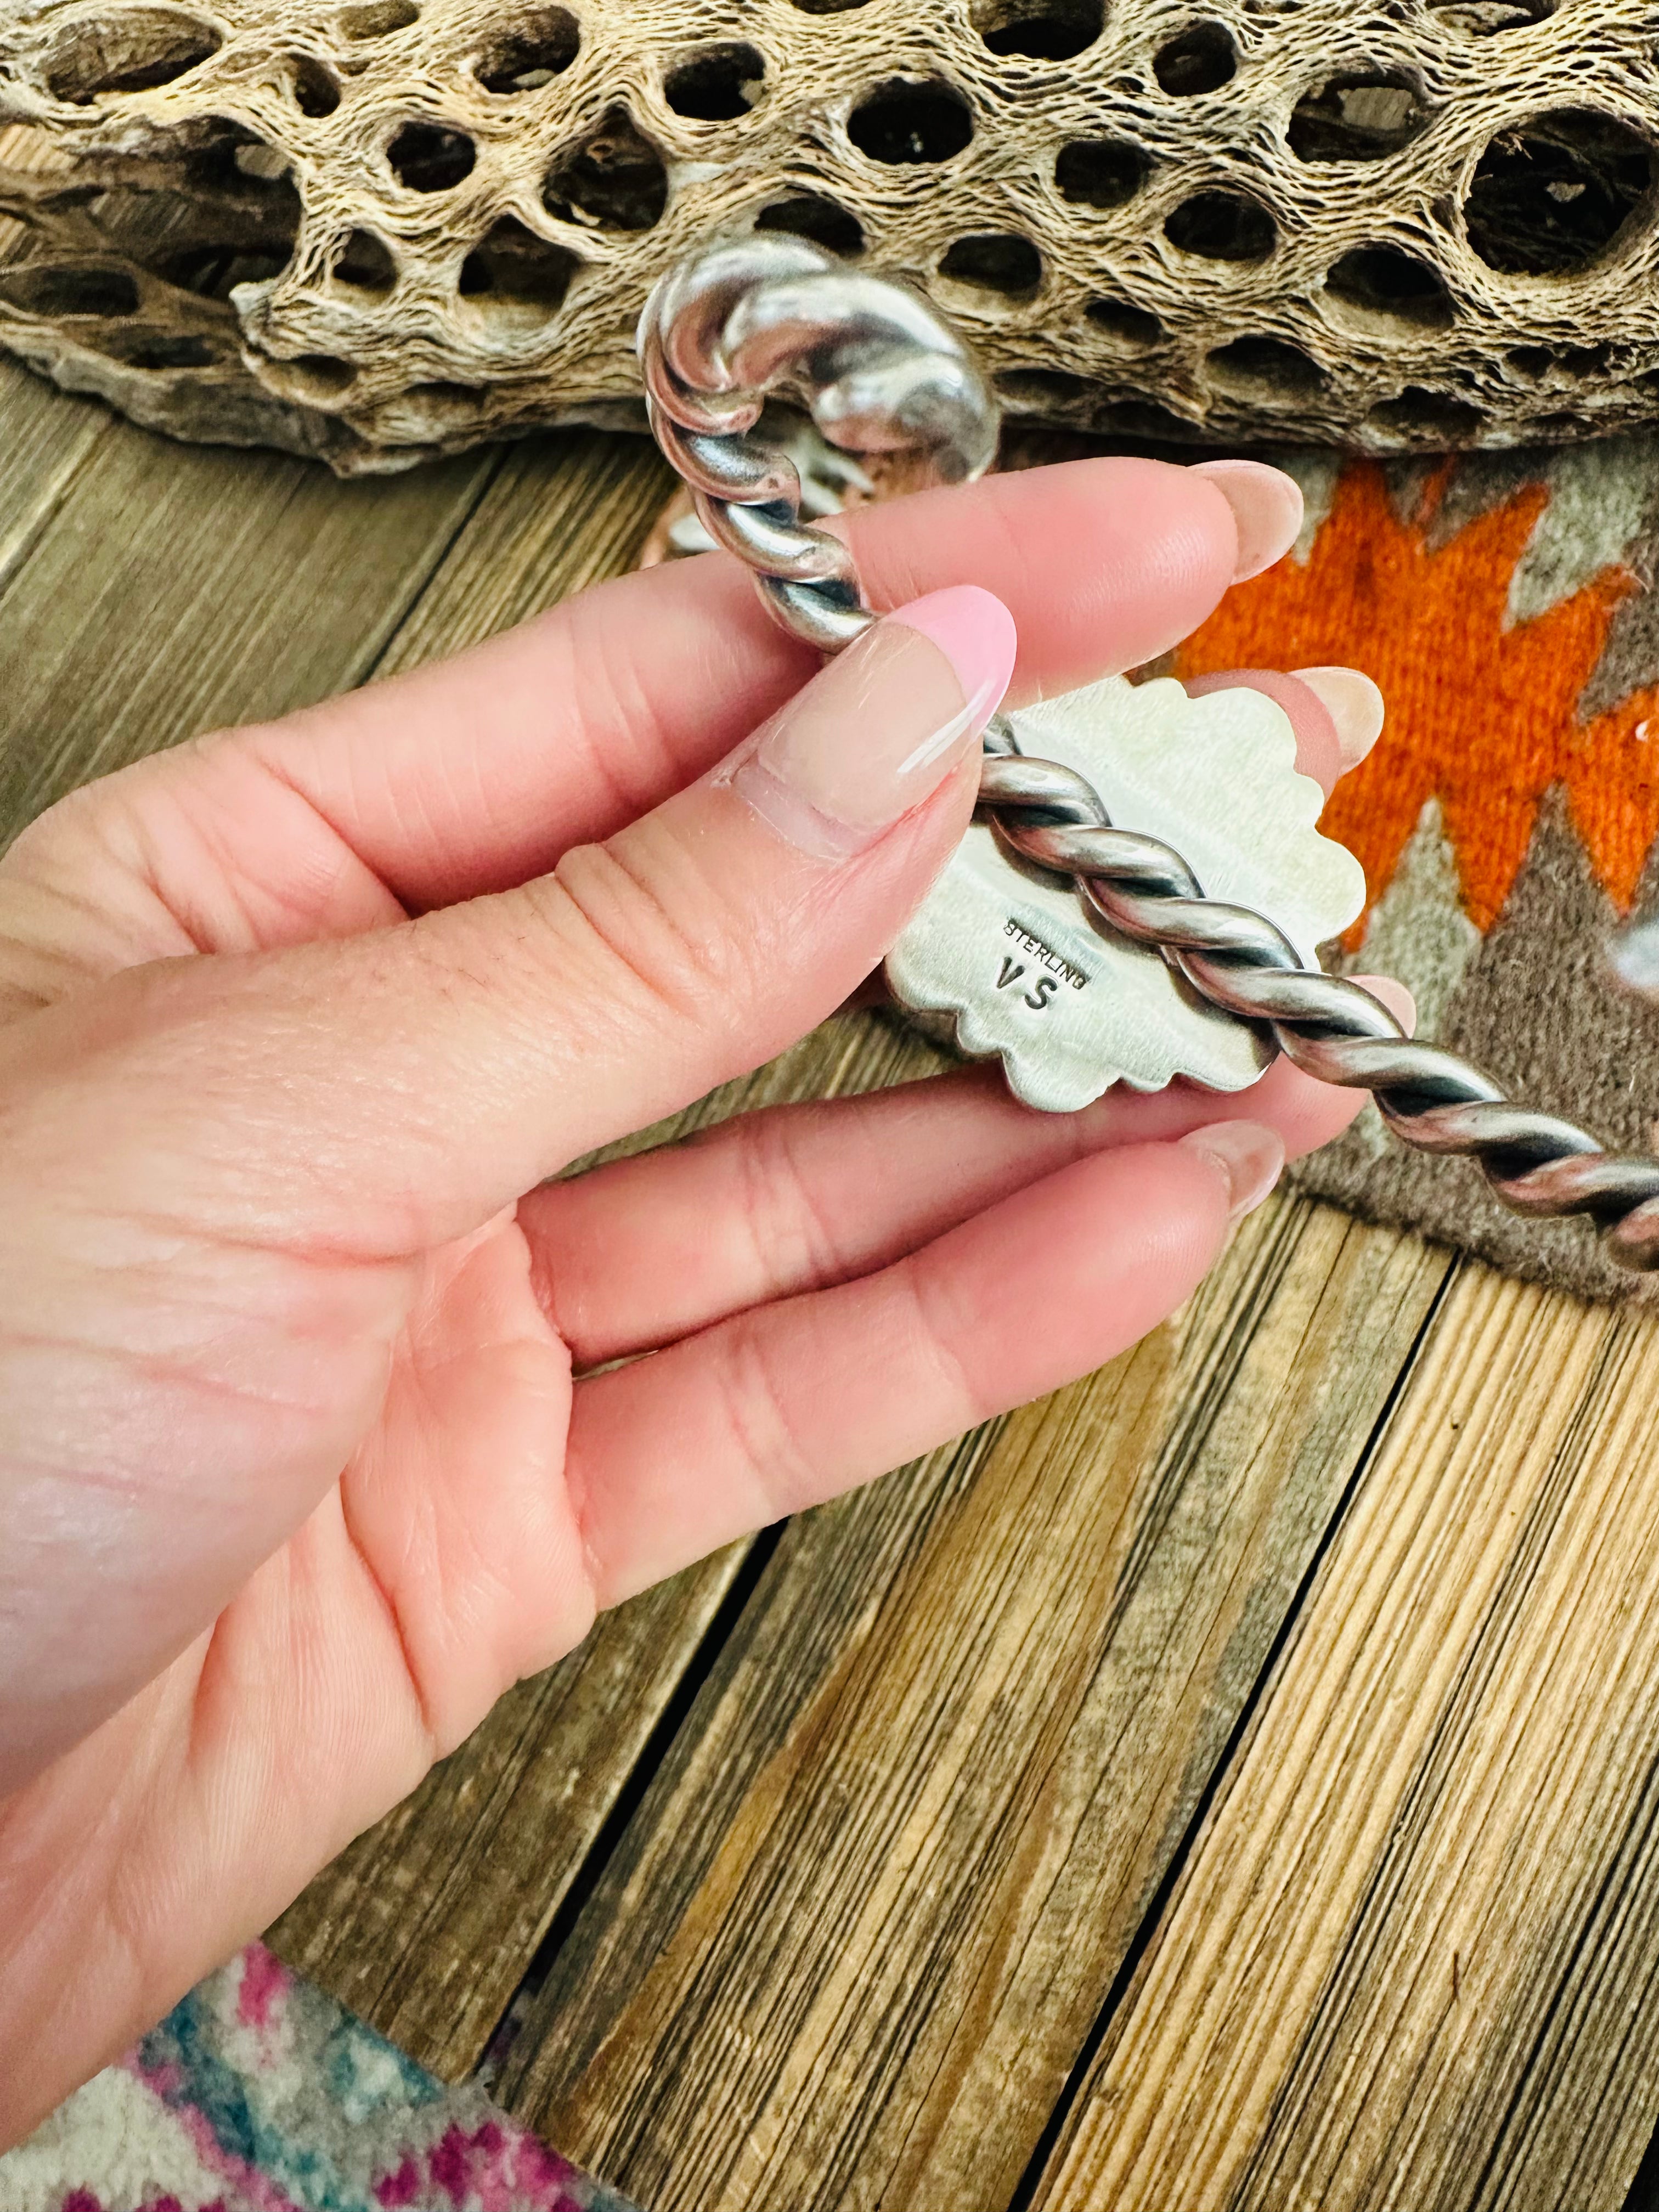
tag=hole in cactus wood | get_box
[1206,334,1327,395]
[1055,137,1146,207]
[44,9,222,101]
[755,195,863,253]
[1506,344,1553,377]
[1507,341,1614,382]
[1429,0,1555,28]
[380,381,487,436]
[1165,190,1276,261]
[939,232,1041,295]
[387,121,477,192]
[1092,397,1193,438]
[1152,21,1237,95]
[848,80,974,164]
[475,9,578,92]
[665,43,765,120]
[790,0,868,10]
[261,352,358,402]
[289,55,341,115]
[154,242,291,297]
[997,367,1089,406]
[338,0,416,36]
[100,328,222,369]
[179,119,296,200]
[332,227,396,292]
[1465,110,1655,274]
[233,140,289,182]
[1367,385,1482,442]
[1324,242,1454,326]
[543,109,668,228]
[1085,297,1162,345]
[971,0,1102,60]
[0,262,140,317]
[459,217,578,322]
[1289,74,1429,161]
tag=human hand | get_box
[0,453,1401,2140]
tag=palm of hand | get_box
[0,762,596,2099]
[0,455,1384,2146]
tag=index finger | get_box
[238,456,1279,912]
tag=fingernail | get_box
[1350,973,1416,1036]
[1293,665,1386,770]
[1191,459,1305,582]
[1178,1119,1285,1222]
[1609,918,1659,997]
[725,584,1016,857]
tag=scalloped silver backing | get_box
[886,674,1367,1111]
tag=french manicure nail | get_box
[1178,1119,1285,1222]
[1191,459,1305,582]
[1293,665,1386,770]
[726,584,1017,857]
[1609,917,1659,998]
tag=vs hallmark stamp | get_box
[998,919,1092,1012]
[886,673,1368,1113]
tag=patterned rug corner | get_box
[0,1944,639,2212]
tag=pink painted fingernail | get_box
[1191,459,1305,581]
[1293,665,1386,770]
[890,584,1019,704]
[727,585,1015,857]
[1178,1119,1285,1222]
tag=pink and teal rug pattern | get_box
[0,1944,638,2212]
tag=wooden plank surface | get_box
[0,427,494,836]
[1029,1266,1659,2212]
[7,357,1659,2211]
[494,1197,1450,2212]
[0,366,108,604]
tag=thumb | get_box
[21,588,1014,1259]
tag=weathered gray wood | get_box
[494,1197,1451,2212]
[1031,1265,1659,2212]
[0,424,498,839]
[371,429,672,680]
[0,358,110,609]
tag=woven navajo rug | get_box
[1175,441,1659,1302]
[0,1944,635,2212]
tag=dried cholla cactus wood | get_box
[2,0,1659,472]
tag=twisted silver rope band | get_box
[637,235,995,653]
[641,239,1659,1271]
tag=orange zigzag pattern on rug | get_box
[1175,463,1659,934]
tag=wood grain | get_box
[0,426,496,837]
[1032,1263,1659,2212]
[494,1197,1450,2212]
[0,359,109,611]
[371,428,670,679]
